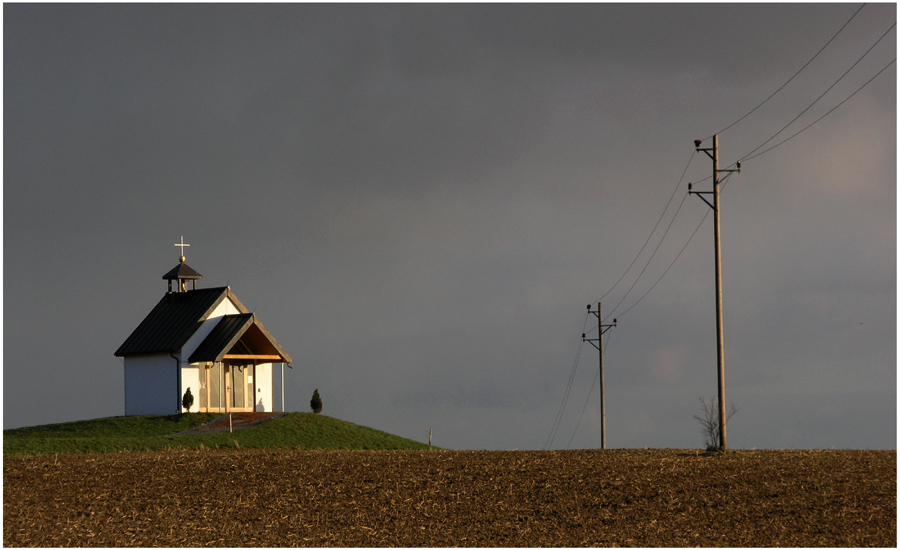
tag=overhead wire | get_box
[598,12,877,319]
[606,33,893,320]
[705,3,867,140]
[600,4,882,311]
[608,191,690,319]
[544,338,585,449]
[612,168,746,320]
[616,198,711,319]
[597,151,696,305]
[743,56,896,163]
[566,362,596,449]
[608,19,894,318]
[543,312,591,450]
[739,21,896,163]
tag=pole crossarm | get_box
[582,325,616,350]
[689,187,716,210]
[582,338,599,351]
[689,162,740,212]
[582,306,616,350]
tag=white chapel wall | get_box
[254,363,273,412]
[180,295,243,361]
[124,354,177,415]
[180,363,200,412]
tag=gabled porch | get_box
[189,314,292,413]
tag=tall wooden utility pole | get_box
[689,135,739,450]
[583,303,616,449]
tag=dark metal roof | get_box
[189,314,253,363]
[115,287,235,356]
[188,313,292,363]
[162,262,202,280]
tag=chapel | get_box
[115,242,292,415]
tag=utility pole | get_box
[582,302,616,449]
[689,135,739,450]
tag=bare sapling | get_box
[693,396,736,451]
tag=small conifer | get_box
[310,389,323,414]
[182,387,194,413]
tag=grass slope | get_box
[3,413,432,455]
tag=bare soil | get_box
[4,448,895,547]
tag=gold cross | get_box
[174,236,190,261]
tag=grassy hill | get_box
[3,413,433,455]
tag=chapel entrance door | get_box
[199,362,223,413]
[225,363,254,412]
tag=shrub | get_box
[310,389,323,414]
[182,388,194,413]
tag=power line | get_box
[706,3,867,140]
[690,26,896,174]
[566,361,596,449]
[740,21,896,162]
[599,25,892,323]
[544,338,584,449]
[611,156,745,321]
[597,151,696,304]
[606,11,893,319]
[608,191,690,319]
[612,168,742,319]
[615,197,711,319]
[744,56,896,163]
[544,312,590,450]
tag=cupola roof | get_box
[164,236,201,292]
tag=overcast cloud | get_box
[4,4,895,450]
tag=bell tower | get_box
[162,236,201,293]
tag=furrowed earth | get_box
[4,448,895,547]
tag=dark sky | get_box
[4,3,896,450]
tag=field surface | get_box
[4,448,894,547]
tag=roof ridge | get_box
[115,286,234,357]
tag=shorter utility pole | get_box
[582,302,616,449]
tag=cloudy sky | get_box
[5,4,895,450]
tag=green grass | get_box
[3,413,434,456]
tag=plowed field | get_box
[4,449,895,547]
